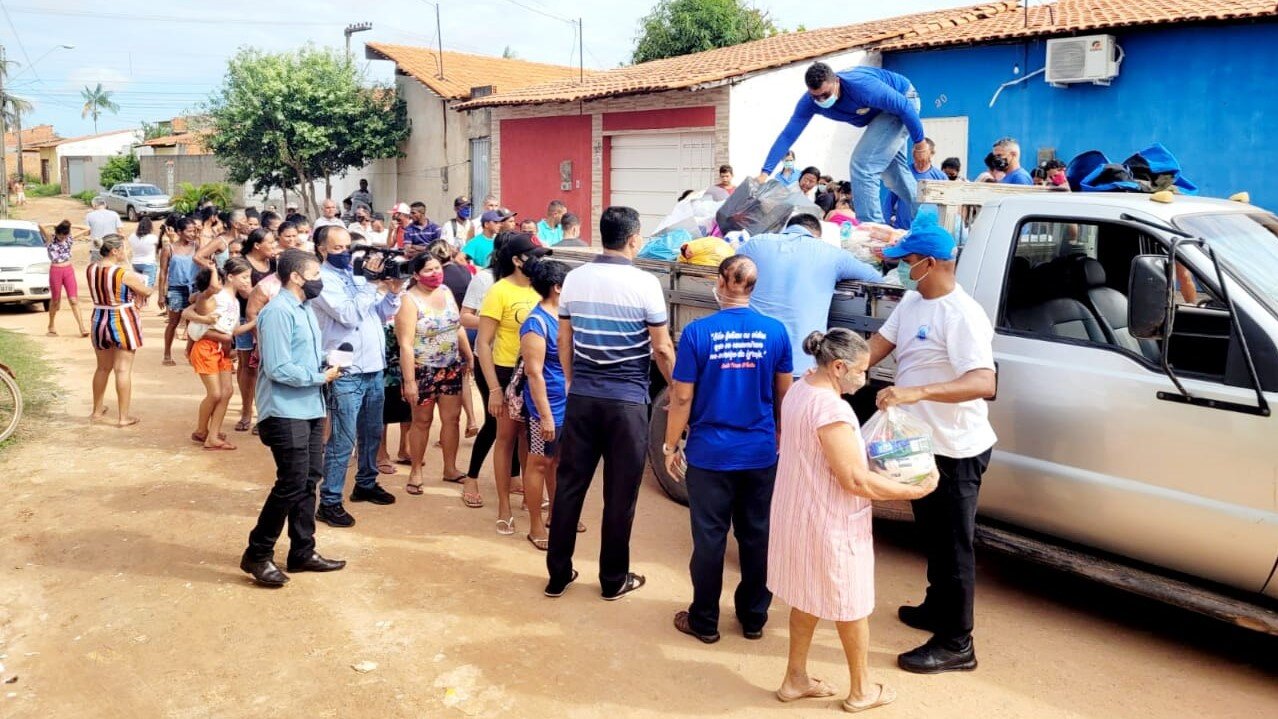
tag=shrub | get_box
[72,190,97,205]
[99,153,140,188]
[172,182,233,213]
[27,182,62,198]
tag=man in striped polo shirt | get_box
[545,206,676,600]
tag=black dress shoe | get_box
[351,484,396,505]
[898,604,939,632]
[316,503,356,527]
[287,552,347,573]
[743,628,764,640]
[898,637,978,674]
[240,556,289,587]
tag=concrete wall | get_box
[55,131,141,160]
[728,49,876,180]
[394,76,468,221]
[882,22,1278,208]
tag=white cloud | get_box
[65,67,130,92]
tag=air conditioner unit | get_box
[1045,35,1121,87]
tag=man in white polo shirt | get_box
[868,211,997,675]
[545,206,676,601]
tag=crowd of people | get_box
[42,81,1001,708]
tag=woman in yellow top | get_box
[477,232,549,536]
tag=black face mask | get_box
[301,278,323,301]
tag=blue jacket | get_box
[762,67,924,174]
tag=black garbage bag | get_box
[716,178,820,235]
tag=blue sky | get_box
[2,0,980,138]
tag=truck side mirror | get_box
[1128,255,1171,340]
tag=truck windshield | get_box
[1175,212,1278,314]
[130,186,164,196]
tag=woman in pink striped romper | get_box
[768,329,937,713]
[86,235,154,427]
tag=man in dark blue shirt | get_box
[664,255,794,644]
[758,63,926,227]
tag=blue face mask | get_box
[814,91,838,109]
[459,206,472,220]
[326,252,352,271]
[896,258,931,292]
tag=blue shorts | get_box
[232,319,255,351]
[132,263,158,288]
[166,285,191,312]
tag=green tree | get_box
[632,0,779,64]
[204,46,409,216]
[80,83,120,132]
[140,121,169,141]
[99,153,140,188]
[172,182,234,214]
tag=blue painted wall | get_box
[882,22,1278,209]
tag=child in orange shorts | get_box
[182,259,254,450]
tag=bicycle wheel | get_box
[0,367,23,444]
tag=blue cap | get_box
[881,207,957,261]
[481,209,515,224]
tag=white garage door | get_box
[610,132,715,237]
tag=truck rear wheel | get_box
[646,388,689,505]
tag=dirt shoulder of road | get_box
[0,196,1274,718]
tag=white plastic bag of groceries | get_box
[862,407,936,485]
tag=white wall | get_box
[240,157,398,215]
[728,50,879,181]
[56,130,142,159]
[395,76,470,220]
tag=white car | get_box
[0,220,52,310]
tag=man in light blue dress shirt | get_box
[241,249,346,587]
[310,226,404,527]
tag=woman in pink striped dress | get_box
[86,235,154,427]
[768,329,937,713]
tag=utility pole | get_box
[1,45,9,219]
[578,19,584,83]
[436,4,445,79]
[344,22,372,59]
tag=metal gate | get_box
[469,137,490,203]
[65,157,87,194]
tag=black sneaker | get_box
[544,569,579,598]
[316,503,356,527]
[898,637,978,674]
[350,484,396,505]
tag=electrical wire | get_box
[497,0,575,25]
[2,5,340,26]
[0,0,39,85]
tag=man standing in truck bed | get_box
[757,62,926,228]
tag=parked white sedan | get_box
[0,220,52,311]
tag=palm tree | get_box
[80,83,119,132]
[3,94,34,178]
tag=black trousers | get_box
[466,366,521,480]
[245,417,325,564]
[546,395,648,594]
[909,448,992,646]
[685,463,776,635]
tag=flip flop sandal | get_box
[496,516,516,535]
[461,491,484,509]
[378,462,398,475]
[526,534,549,551]
[203,442,237,451]
[776,678,838,703]
[405,482,424,495]
[162,358,177,366]
[842,684,896,713]
[251,424,260,436]
[191,432,228,443]
[543,518,588,533]
[442,474,466,483]
[465,425,480,438]
[395,456,412,466]
[234,418,252,432]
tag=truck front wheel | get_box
[646,388,689,505]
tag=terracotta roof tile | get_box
[365,42,585,100]
[878,0,1278,51]
[141,130,211,152]
[455,3,1021,109]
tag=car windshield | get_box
[0,228,44,247]
[130,185,164,196]
[1176,212,1278,315]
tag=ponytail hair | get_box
[802,328,869,367]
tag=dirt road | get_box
[0,197,1275,718]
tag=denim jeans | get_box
[320,370,385,506]
[851,87,922,225]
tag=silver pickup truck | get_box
[552,182,1278,634]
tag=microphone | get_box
[328,342,354,372]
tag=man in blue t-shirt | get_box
[664,255,793,644]
[737,214,882,376]
[758,62,925,227]
[994,137,1034,185]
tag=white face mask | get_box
[830,360,867,395]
